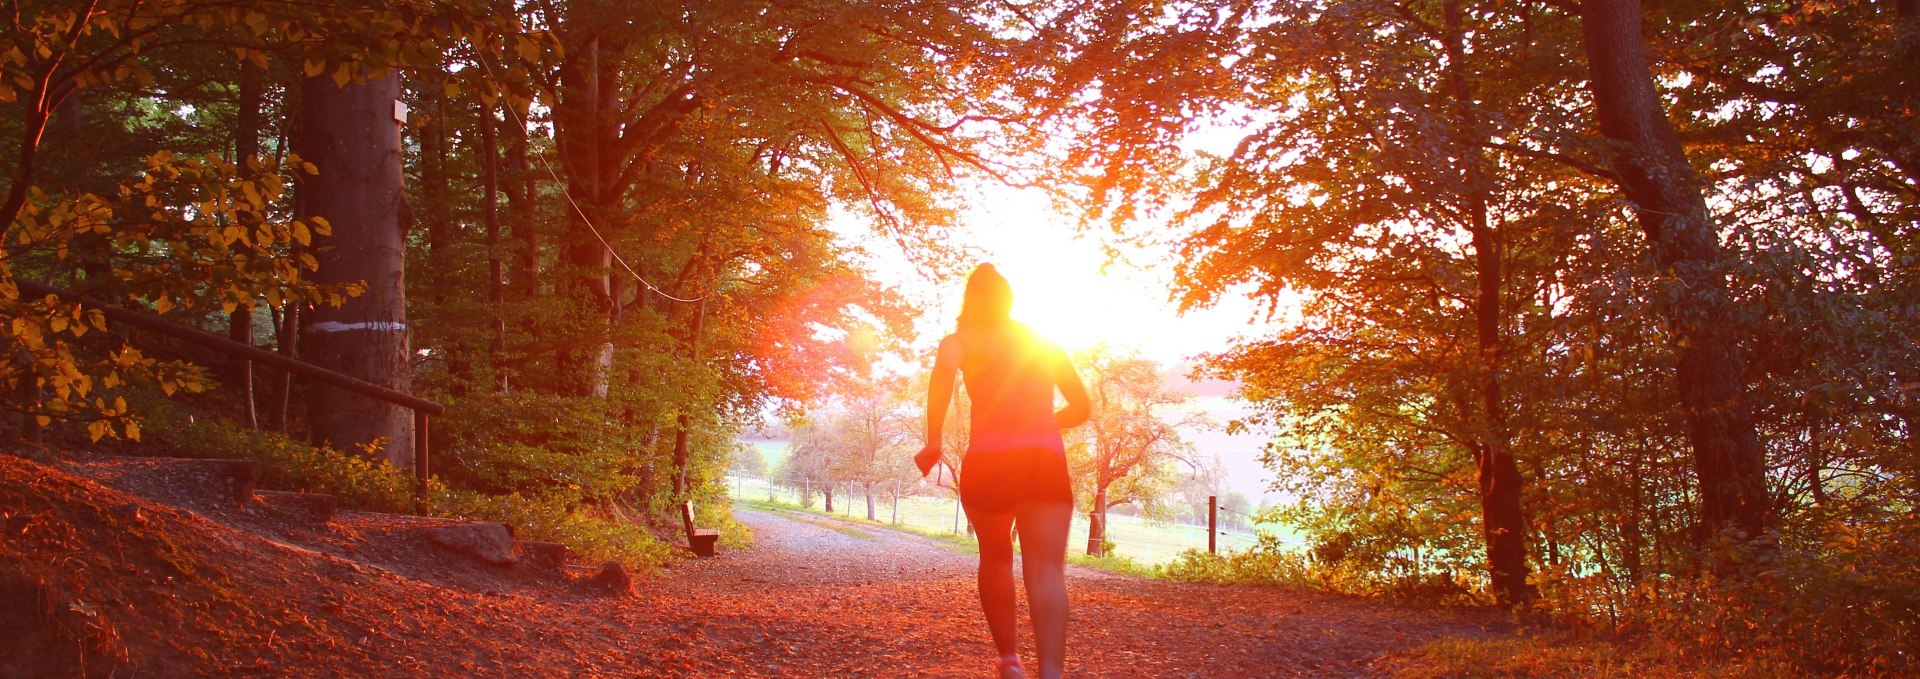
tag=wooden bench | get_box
[680,501,719,557]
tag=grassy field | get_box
[723,474,1301,566]
[745,439,787,472]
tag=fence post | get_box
[413,411,431,514]
[1209,495,1218,555]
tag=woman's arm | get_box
[1053,346,1090,429]
[917,335,962,475]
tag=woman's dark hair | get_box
[957,263,1013,330]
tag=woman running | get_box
[916,264,1089,679]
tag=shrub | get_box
[140,402,414,512]
[137,401,672,570]
[1163,535,1316,588]
[424,489,671,570]
[1068,551,1158,578]
[1522,518,1920,676]
[428,391,647,500]
[1641,523,1917,674]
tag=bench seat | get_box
[681,501,719,557]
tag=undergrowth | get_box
[138,404,673,570]
[1066,552,1158,578]
[1158,524,1920,676]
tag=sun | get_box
[997,260,1120,355]
[958,189,1158,356]
[859,180,1275,367]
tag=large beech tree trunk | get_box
[1579,0,1771,543]
[553,33,623,397]
[1444,0,1533,605]
[297,73,415,468]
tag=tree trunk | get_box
[552,33,622,397]
[1579,0,1771,544]
[268,79,301,435]
[228,64,265,429]
[422,69,470,393]
[669,294,708,496]
[480,99,506,392]
[865,487,876,521]
[823,487,834,514]
[1443,0,1533,606]
[296,73,415,467]
[1087,486,1108,556]
[267,303,299,433]
[507,102,540,303]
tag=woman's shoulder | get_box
[945,322,1064,355]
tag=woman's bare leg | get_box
[1015,501,1072,679]
[967,507,1020,661]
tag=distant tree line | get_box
[754,346,1230,553]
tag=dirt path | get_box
[632,507,1509,677]
[15,454,1508,678]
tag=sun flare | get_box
[930,182,1270,364]
[950,191,1146,355]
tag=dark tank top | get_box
[957,323,1065,454]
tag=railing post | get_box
[1209,495,1218,555]
[413,410,430,513]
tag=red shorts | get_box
[959,446,1074,515]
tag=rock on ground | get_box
[424,522,517,565]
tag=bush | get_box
[1163,532,1481,604]
[142,402,415,512]
[1067,551,1158,578]
[1163,535,1316,588]
[1641,524,1917,674]
[425,489,671,570]
[1520,519,1920,676]
[428,392,647,500]
[138,401,673,570]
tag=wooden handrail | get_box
[15,279,443,416]
[14,278,442,494]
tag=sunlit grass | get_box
[725,475,1295,566]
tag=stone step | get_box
[254,490,338,522]
[423,522,516,565]
[224,459,262,503]
[514,540,570,570]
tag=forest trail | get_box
[656,507,1512,677]
[1,453,1509,678]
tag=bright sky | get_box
[849,182,1275,366]
[838,179,1299,508]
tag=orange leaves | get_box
[2,146,333,445]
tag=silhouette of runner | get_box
[917,264,1089,679]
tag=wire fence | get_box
[724,475,1294,566]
